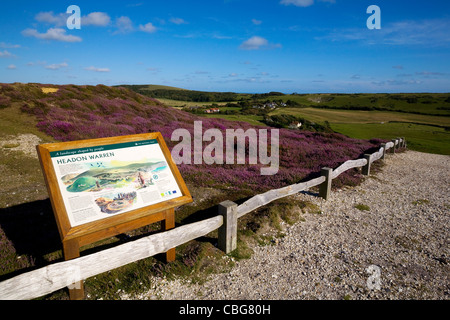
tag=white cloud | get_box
[240,36,268,50]
[252,19,262,25]
[139,22,157,33]
[280,0,335,7]
[318,19,450,47]
[239,36,281,50]
[82,12,111,26]
[115,16,134,34]
[0,42,20,49]
[45,62,68,70]
[170,17,187,25]
[7,64,17,70]
[35,11,111,27]
[280,0,314,7]
[415,71,447,76]
[35,11,67,26]
[0,50,14,58]
[84,66,110,72]
[22,28,82,42]
[372,79,423,86]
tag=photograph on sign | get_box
[49,139,182,227]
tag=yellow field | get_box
[41,87,59,94]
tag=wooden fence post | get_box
[391,139,396,154]
[396,138,401,150]
[319,167,332,200]
[380,143,387,160]
[218,200,237,254]
[362,154,372,176]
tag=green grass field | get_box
[270,107,450,127]
[268,107,449,155]
[331,122,450,155]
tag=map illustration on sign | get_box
[62,160,167,193]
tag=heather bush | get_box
[0,95,11,109]
[6,83,382,194]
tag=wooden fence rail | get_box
[0,138,405,300]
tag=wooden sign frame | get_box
[36,132,192,299]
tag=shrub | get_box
[7,83,383,194]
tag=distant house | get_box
[205,108,220,114]
[288,121,302,129]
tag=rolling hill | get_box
[0,82,382,194]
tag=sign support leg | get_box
[63,238,84,300]
[161,208,176,262]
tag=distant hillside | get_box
[0,82,382,194]
[120,84,241,103]
[117,84,188,92]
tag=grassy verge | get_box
[331,122,450,155]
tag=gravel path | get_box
[124,150,450,300]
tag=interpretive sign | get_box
[37,132,192,299]
[37,132,191,241]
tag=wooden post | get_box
[218,201,237,254]
[319,167,332,200]
[391,139,396,154]
[380,143,387,160]
[362,154,371,176]
[161,208,176,262]
[62,239,84,300]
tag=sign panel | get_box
[36,132,192,241]
[49,139,182,227]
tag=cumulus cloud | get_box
[82,12,111,26]
[0,50,14,58]
[280,0,335,7]
[0,42,20,49]
[139,22,157,33]
[280,0,314,7]
[170,17,187,25]
[35,11,111,27]
[22,28,82,42]
[240,36,268,50]
[239,36,281,50]
[115,16,134,34]
[84,66,110,72]
[35,11,67,26]
[45,62,69,70]
[7,64,17,70]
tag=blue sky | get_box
[1,0,449,93]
